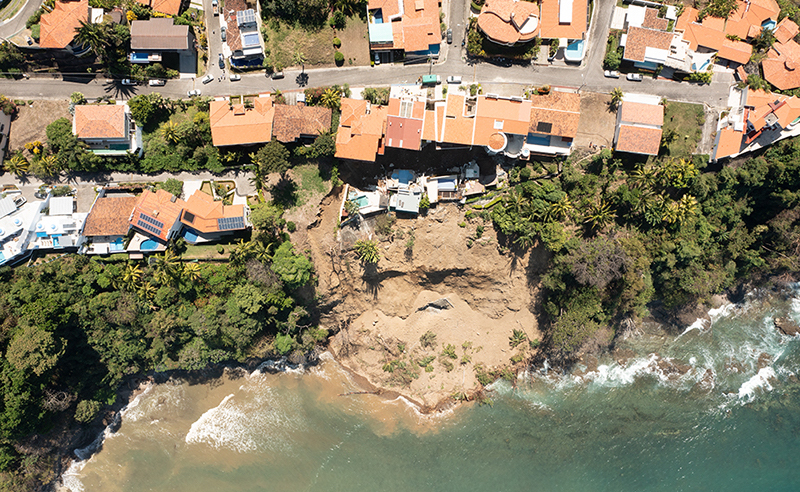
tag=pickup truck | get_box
[212,0,219,15]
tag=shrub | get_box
[329,10,346,29]
[275,333,295,355]
[354,239,380,264]
[333,37,342,48]
[362,87,390,105]
[334,51,344,65]
[287,221,297,232]
[419,193,430,210]
[74,400,102,424]
[420,330,437,348]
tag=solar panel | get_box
[183,211,196,224]
[137,219,162,236]
[217,216,244,230]
[237,9,256,26]
[139,213,164,229]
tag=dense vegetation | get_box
[0,201,322,488]
[492,139,800,356]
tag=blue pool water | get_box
[130,52,149,62]
[140,239,159,251]
[182,229,199,243]
[565,40,584,61]
[526,133,551,146]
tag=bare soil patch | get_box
[9,100,70,152]
[335,16,370,67]
[575,92,616,149]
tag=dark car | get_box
[218,54,224,69]
[446,28,452,44]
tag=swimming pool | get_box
[564,40,585,62]
[140,239,159,251]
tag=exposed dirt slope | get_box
[300,188,548,411]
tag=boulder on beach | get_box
[774,317,800,336]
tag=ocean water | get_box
[62,288,800,492]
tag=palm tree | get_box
[320,87,341,110]
[631,165,656,190]
[331,0,365,17]
[153,250,180,283]
[583,200,616,231]
[610,87,624,108]
[122,264,143,291]
[39,155,60,177]
[293,50,306,73]
[161,121,179,144]
[138,282,156,302]
[3,153,28,176]
[183,262,201,282]
[514,232,537,249]
[73,21,106,56]
[548,196,572,221]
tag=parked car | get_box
[148,79,166,86]
[626,73,643,81]
[187,89,201,97]
[446,28,452,44]
[201,74,213,84]
[120,79,136,86]
[218,54,225,69]
[212,0,218,15]
[271,71,284,79]
[604,70,620,78]
[221,26,226,42]
[446,75,462,84]
[230,73,241,81]
[374,52,380,65]
[25,36,33,45]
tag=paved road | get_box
[0,0,41,40]
[0,0,733,107]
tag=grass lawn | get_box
[262,14,368,69]
[291,164,329,207]
[661,102,705,159]
[183,243,230,260]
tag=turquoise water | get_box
[139,239,159,251]
[63,289,800,491]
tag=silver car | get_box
[626,73,643,81]
[187,89,201,97]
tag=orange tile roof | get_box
[744,89,800,130]
[477,0,539,45]
[615,125,662,155]
[335,98,388,161]
[683,17,726,51]
[642,7,668,30]
[774,18,799,44]
[368,0,400,19]
[371,0,440,52]
[528,91,580,138]
[386,115,424,149]
[619,101,664,126]
[209,96,274,147]
[714,127,744,159]
[83,195,137,236]
[441,94,476,145]
[473,96,532,146]
[136,0,183,16]
[725,0,779,39]
[422,109,436,140]
[763,40,800,89]
[73,105,126,139]
[130,189,186,241]
[272,104,331,143]
[623,27,673,63]
[539,0,586,40]
[180,190,245,233]
[675,6,698,32]
[39,0,88,49]
[718,37,753,64]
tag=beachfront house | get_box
[73,104,141,155]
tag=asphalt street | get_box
[0,0,733,107]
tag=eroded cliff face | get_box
[294,189,548,410]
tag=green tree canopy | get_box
[271,242,314,290]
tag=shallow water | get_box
[64,288,800,491]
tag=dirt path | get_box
[695,105,719,156]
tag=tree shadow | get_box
[270,173,298,208]
[103,80,138,98]
[361,263,382,299]
[296,73,309,87]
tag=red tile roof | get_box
[272,104,332,143]
[385,115,424,149]
[209,96,274,147]
[335,98,388,161]
[713,127,744,159]
[130,189,186,241]
[616,125,662,155]
[441,94,475,145]
[539,0,586,39]
[83,195,137,236]
[763,39,800,89]
[477,0,539,45]
[39,0,88,49]
[718,37,753,64]
[623,26,673,63]
[369,0,440,52]
[180,191,245,233]
[774,18,799,44]
[73,105,126,139]
[642,7,668,30]
[473,96,532,146]
[528,91,581,138]
[619,101,664,126]
[136,0,183,17]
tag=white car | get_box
[230,73,241,81]
[201,74,213,84]
[120,79,136,86]
[187,89,201,97]
[604,70,620,78]
[148,79,166,86]
[626,73,643,82]
[446,75,462,84]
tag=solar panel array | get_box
[217,216,244,231]
[237,9,256,26]
[137,213,164,236]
